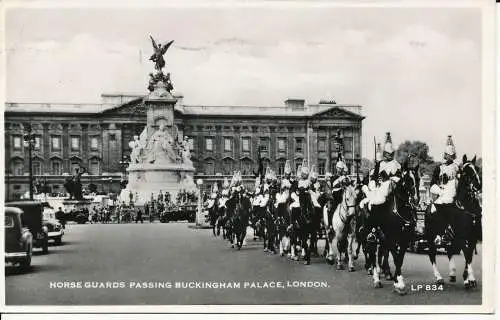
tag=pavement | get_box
[5,222,482,305]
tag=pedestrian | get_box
[135,208,143,223]
[55,207,66,229]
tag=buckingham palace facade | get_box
[4,93,364,199]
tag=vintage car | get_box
[42,206,64,245]
[6,201,49,254]
[5,207,33,270]
[160,204,196,223]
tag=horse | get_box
[207,199,219,236]
[264,183,280,254]
[289,184,316,265]
[228,190,252,250]
[425,155,482,289]
[367,162,419,294]
[325,183,361,271]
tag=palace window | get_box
[277,160,285,176]
[240,158,252,175]
[277,138,286,152]
[318,138,326,152]
[224,138,232,152]
[90,160,100,175]
[205,159,215,175]
[70,162,81,175]
[318,161,326,175]
[188,138,194,151]
[242,137,251,152]
[90,137,99,151]
[51,161,61,175]
[295,138,304,153]
[259,137,269,153]
[32,161,41,176]
[34,136,42,150]
[344,137,353,153]
[222,158,234,175]
[12,160,24,176]
[13,136,22,150]
[51,136,61,151]
[205,137,213,151]
[109,133,116,141]
[71,136,81,151]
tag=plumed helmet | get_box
[284,160,292,176]
[309,165,318,180]
[255,176,261,188]
[212,183,219,193]
[281,179,291,189]
[296,164,302,179]
[383,132,395,159]
[255,186,261,194]
[236,171,242,185]
[264,167,272,182]
[300,159,309,179]
[221,189,229,196]
[223,177,230,189]
[336,160,348,173]
[444,135,456,159]
[375,143,383,161]
[325,171,333,180]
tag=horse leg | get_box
[347,231,355,272]
[463,241,477,289]
[382,248,393,280]
[303,229,311,265]
[391,247,407,295]
[447,246,457,283]
[334,233,343,270]
[372,244,383,288]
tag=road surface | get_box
[5,222,482,305]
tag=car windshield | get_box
[5,215,15,228]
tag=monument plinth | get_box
[119,38,196,206]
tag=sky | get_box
[4,4,483,161]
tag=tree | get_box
[396,140,438,176]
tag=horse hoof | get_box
[326,258,335,265]
[374,281,383,288]
[336,264,344,270]
[385,274,394,281]
[435,278,445,285]
[348,266,355,272]
[292,256,299,261]
[393,286,407,296]
[353,255,358,260]
[468,280,477,289]
[368,269,373,276]
[303,261,310,265]
[464,281,470,290]
[280,252,284,257]
[449,276,457,283]
[231,244,234,248]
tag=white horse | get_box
[325,184,360,271]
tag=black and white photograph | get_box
[1,0,495,314]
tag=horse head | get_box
[401,161,420,208]
[343,184,360,217]
[458,154,482,213]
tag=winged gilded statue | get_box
[149,36,174,71]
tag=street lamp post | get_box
[23,124,35,200]
[195,178,203,226]
[354,153,361,180]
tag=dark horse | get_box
[367,162,419,294]
[289,184,317,265]
[207,199,219,236]
[425,155,482,289]
[227,190,252,250]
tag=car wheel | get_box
[55,236,62,245]
[20,245,32,270]
[42,239,49,254]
